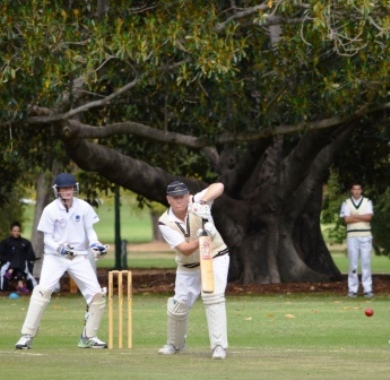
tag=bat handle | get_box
[199,218,209,237]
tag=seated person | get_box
[0,221,37,294]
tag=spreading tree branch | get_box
[62,101,390,147]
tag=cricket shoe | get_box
[15,335,33,349]
[158,343,186,355]
[212,345,226,360]
[347,292,357,298]
[78,335,107,349]
[364,292,374,298]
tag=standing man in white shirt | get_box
[15,173,109,349]
[158,180,230,359]
[340,182,374,298]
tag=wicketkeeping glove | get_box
[191,201,211,219]
[58,243,75,260]
[90,242,109,260]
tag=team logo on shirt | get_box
[75,215,81,222]
[55,219,67,228]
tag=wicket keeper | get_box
[15,173,109,349]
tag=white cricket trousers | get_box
[39,254,102,304]
[347,236,373,293]
[174,254,230,307]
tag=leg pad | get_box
[21,286,52,337]
[85,292,106,338]
[166,297,189,350]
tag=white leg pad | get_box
[166,297,189,350]
[21,286,52,337]
[202,292,228,349]
[85,293,106,338]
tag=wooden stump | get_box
[69,277,78,294]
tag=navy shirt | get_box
[0,236,36,271]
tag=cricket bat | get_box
[199,219,214,293]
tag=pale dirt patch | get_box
[128,241,172,252]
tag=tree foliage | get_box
[3,1,388,134]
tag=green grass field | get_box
[97,252,176,269]
[331,251,390,274]
[1,294,390,379]
[6,204,390,378]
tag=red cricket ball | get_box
[365,308,374,317]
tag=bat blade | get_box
[199,234,214,293]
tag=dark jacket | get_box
[0,236,36,271]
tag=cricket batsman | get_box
[15,173,109,349]
[158,180,230,359]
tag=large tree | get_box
[1,1,389,283]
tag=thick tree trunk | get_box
[293,183,340,279]
[151,211,164,241]
[31,173,51,277]
[61,121,349,284]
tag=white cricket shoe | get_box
[158,343,186,355]
[78,335,107,348]
[212,345,226,360]
[15,335,33,349]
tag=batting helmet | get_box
[52,173,79,198]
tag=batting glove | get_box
[204,222,217,237]
[196,223,217,238]
[90,242,109,260]
[58,243,75,260]
[191,201,211,219]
